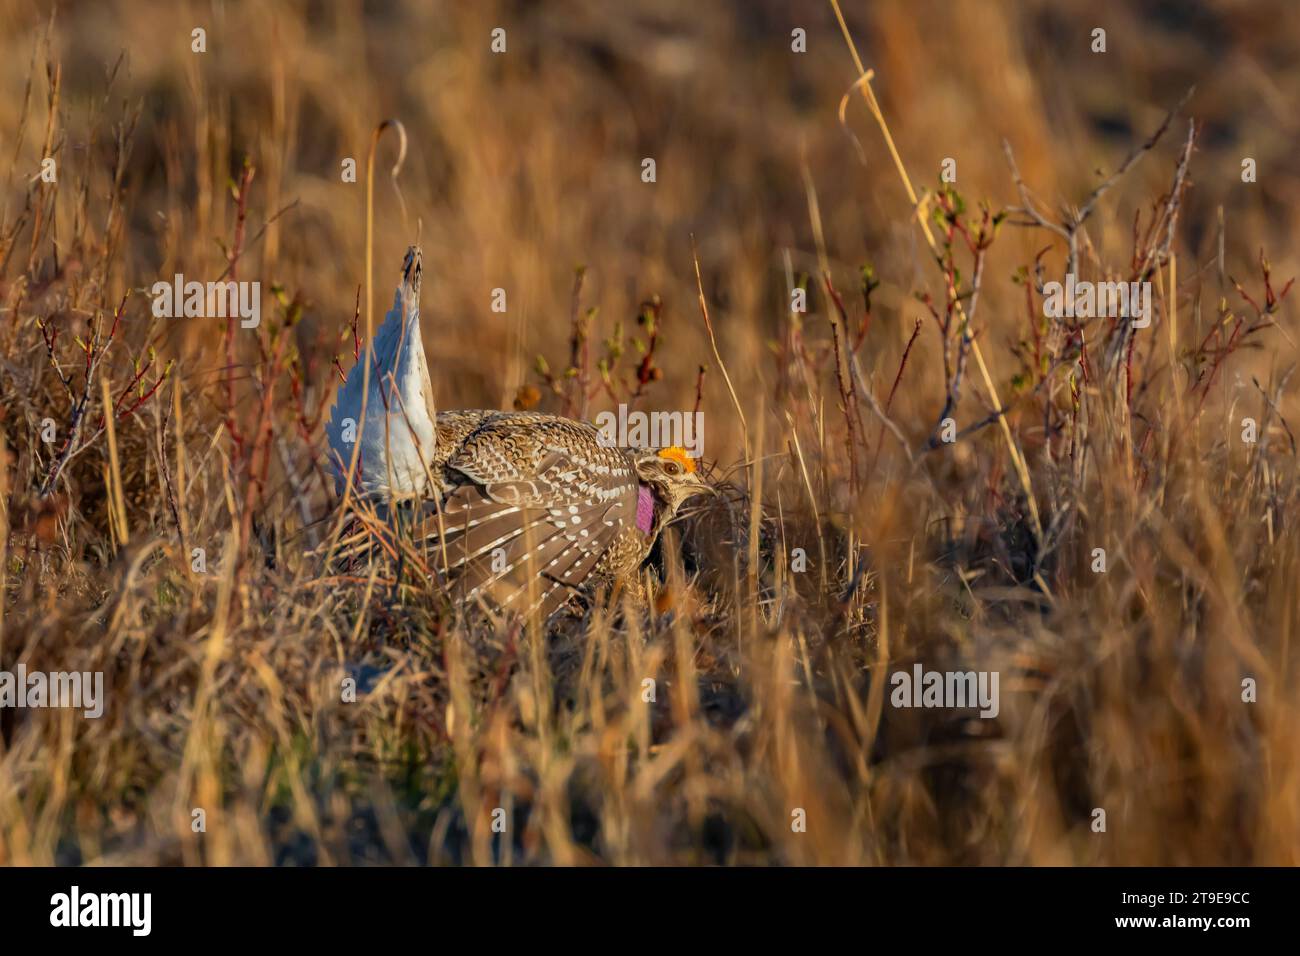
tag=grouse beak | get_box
[690,475,718,497]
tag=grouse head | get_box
[631,446,713,537]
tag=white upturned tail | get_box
[326,246,437,500]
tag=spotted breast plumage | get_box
[326,246,712,621]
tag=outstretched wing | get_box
[417,415,638,621]
[326,246,437,500]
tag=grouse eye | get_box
[665,460,682,475]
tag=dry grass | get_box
[1,0,1298,865]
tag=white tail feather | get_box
[326,247,437,499]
